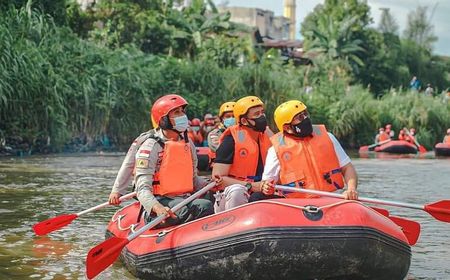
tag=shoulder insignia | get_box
[136,159,149,169]
[138,149,151,158]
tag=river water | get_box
[0,153,449,279]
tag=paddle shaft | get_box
[77,192,136,216]
[127,182,215,241]
[275,186,425,210]
[368,138,391,149]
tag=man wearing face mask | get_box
[207,101,236,154]
[133,94,218,227]
[187,118,203,146]
[212,96,273,213]
[249,100,358,202]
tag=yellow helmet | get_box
[219,101,236,118]
[274,100,307,131]
[233,96,264,121]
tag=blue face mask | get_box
[172,115,189,132]
[223,117,236,128]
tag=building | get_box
[218,7,290,40]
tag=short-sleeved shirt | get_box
[215,134,264,180]
[262,133,351,182]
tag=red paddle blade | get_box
[32,214,78,236]
[389,216,421,245]
[418,145,427,153]
[86,236,129,279]
[371,207,389,217]
[424,200,450,223]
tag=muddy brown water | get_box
[0,153,449,279]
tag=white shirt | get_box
[262,133,351,182]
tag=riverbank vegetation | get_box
[0,0,449,154]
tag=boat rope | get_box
[259,199,355,212]
[112,199,363,238]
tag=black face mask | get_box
[291,118,313,138]
[247,115,267,132]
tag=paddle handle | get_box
[128,182,216,241]
[274,186,424,210]
[77,191,137,216]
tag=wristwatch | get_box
[245,182,252,192]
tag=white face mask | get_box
[172,115,189,132]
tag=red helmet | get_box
[151,94,188,128]
[191,118,201,126]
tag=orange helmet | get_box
[151,94,188,128]
[191,118,201,126]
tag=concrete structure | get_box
[218,7,290,39]
[284,0,296,40]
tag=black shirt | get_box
[214,135,264,180]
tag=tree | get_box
[304,14,365,70]
[403,6,437,51]
[301,0,371,77]
[378,8,399,35]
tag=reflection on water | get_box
[0,153,449,279]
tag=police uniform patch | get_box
[136,159,149,168]
[138,149,151,158]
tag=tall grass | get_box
[1,6,448,152]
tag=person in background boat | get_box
[398,129,406,141]
[406,128,416,144]
[249,100,358,202]
[385,124,395,138]
[211,96,273,213]
[200,113,217,146]
[375,127,389,144]
[133,94,219,227]
[187,118,203,147]
[443,129,450,144]
[207,101,236,153]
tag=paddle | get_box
[403,128,427,153]
[370,207,420,245]
[360,139,392,152]
[85,181,216,279]
[274,186,450,223]
[32,192,137,236]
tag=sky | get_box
[214,0,450,56]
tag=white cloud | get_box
[215,0,450,55]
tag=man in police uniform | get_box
[120,94,217,226]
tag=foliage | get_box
[403,6,438,52]
[1,4,449,154]
[378,8,399,35]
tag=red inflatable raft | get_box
[374,140,417,154]
[435,143,450,157]
[106,198,411,279]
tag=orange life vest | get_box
[271,125,345,198]
[379,132,390,142]
[152,140,194,196]
[219,125,271,181]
